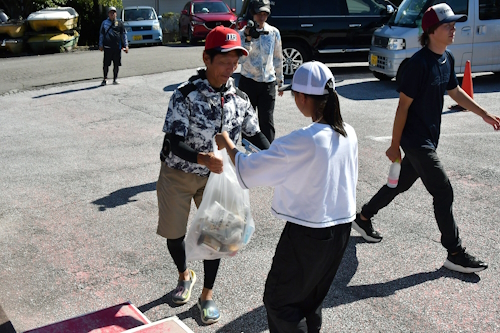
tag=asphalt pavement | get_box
[1,49,500,332]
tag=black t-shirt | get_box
[398,47,459,149]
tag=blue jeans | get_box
[361,147,462,253]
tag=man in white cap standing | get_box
[99,6,128,86]
[238,0,284,144]
[353,3,500,273]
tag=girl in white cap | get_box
[216,61,358,332]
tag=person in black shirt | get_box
[98,7,128,86]
[352,3,499,274]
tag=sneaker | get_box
[100,79,107,86]
[171,269,196,305]
[352,213,383,243]
[197,298,220,324]
[113,80,119,85]
[444,248,488,273]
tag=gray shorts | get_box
[156,163,208,239]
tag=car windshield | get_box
[387,0,432,27]
[193,2,230,14]
[124,8,156,21]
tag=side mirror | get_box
[231,8,236,12]
[386,4,394,14]
[158,15,162,19]
[181,9,188,15]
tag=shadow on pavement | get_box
[336,80,400,101]
[210,237,479,332]
[138,293,206,327]
[163,83,183,92]
[0,304,16,333]
[91,182,156,211]
[32,84,102,99]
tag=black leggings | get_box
[167,236,220,289]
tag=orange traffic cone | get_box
[462,60,474,98]
[449,60,473,111]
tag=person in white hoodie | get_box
[216,61,358,333]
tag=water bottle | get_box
[387,159,401,188]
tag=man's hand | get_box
[99,46,103,51]
[386,144,401,163]
[123,46,129,53]
[482,112,500,130]
[198,152,223,174]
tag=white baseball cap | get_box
[421,3,467,32]
[108,6,117,12]
[279,61,335,95]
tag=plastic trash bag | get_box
[185,139,255,261]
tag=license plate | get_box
[370,54,378,66]
[133,35,143,41]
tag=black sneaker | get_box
[113,80,119,85]
[444,248,488,273]
[100,79,107,86]
[352,213,383,243]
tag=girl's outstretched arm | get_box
[215,132,240,165]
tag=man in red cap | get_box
[156,26,270,324]
[353,3,500,273]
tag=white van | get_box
[368,0,500,83]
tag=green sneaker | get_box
[197,298,220,324]
[171,269,196,305]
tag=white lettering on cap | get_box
[226,33,237,41]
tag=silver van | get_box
[121,6,163,46]
[368,0,500,83]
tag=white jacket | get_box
[235,122,358,228]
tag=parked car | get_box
[369,0,500,83]
[121,6,162,46]
[179,0,238,44]
[238,0,396,76]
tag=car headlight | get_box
[191,20,204,26]
[387,38,405,50]
[125,26,132,32]
[153,23,160,30]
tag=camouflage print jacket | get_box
[162,69,260,177]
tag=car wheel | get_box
[396,60,408,86]
[180,25,187,43]
[282,43,309,77]
[188,29,198,45]
[373,71,393,81]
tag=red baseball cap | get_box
[421,3,467,32]
[204,26,248,56]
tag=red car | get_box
[179,0,238,44]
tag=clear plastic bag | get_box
[185,139,255,261]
